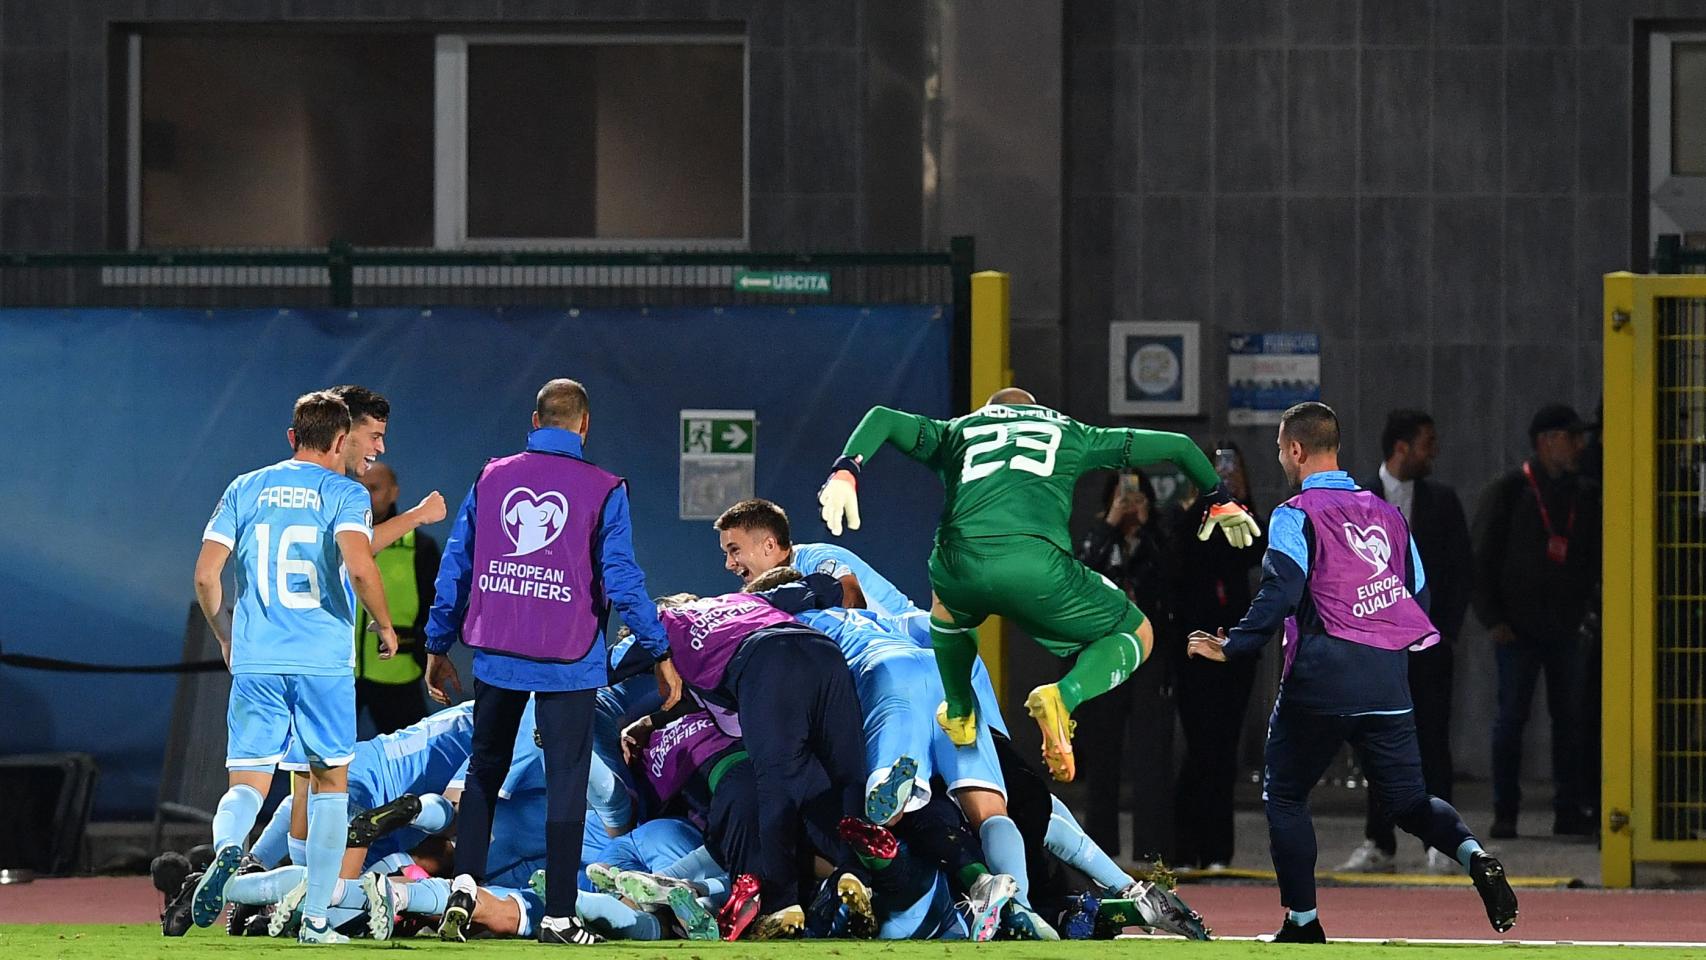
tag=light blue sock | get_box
[401,878,449,915]
[327,905,362,929]
[212,784,264,852]
[226,865,306,906]
[1045,795,1135,894]
[1456,839,1484,871]
[373,852,414,876]
[412,793,456,834]
[1289,908,1318,926]
[662,846,728,899]
[577,890,660,941]
[978,815,1031,905]
[249,798,291,867]
[332,878,369,910]
[302,791,349,925]
[288,836,308,866]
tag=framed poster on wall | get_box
[1109,321,1200,416]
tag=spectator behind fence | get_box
[1169,443,1265,869]
[1073,468,1174,861]
[1337,410,1473,875]
[354,463,444,734]
[1472,404,1600,839]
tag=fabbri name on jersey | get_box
[256,486,323,510]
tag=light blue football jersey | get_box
[353,701,475,804]
[204,458,372,676]
[796,607,918,675]
[787,543,922,619]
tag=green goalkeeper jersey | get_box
[840,403,1222,555]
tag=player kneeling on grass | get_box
[819,388,1258,783]
[1186,402,1517,944]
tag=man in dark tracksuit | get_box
[423,379,682,946]
[655,574,868,935]
[1339,410,1473,874]
[1187,402,1515,944]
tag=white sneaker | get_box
[1334,840,1395,873]
[1426,847,1459,875]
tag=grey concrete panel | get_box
[1431,198,1503,344]
[1502,196,1576,343]
[1506,0,1577,47]
[1360,0,1431,45]
[1011,318,1065,411]
[786,194,859,249]
[748,49,785,198]
[786,2,857,50]
[1576,193,1630,340]
[1,194,69,247]
[1435,0,1505,45]
[1502,339,1581,457]
[784,50,861,194]
[1216,48,1286,193]
[1286,0,1358,45]
[1576,46,1629,195]
[1430,343,1508,494]
[1505,48,1577,195]
[1361,48,1432,192]
[1360,196,1432,343]
[3,0,70,50]
[1356,340,1435,467]
[1214,195,1284,324]
[1432,47,1504,193]
[1216,0,1286,46]
[1141,0,1212,45]
[1140,47,1212,192]
[1069,46,1118,197]
[72,194,104,249]
[1,50,69,197]
[1140,194,1212,323]
[1577,0,1633,45]
[1069,192,1117,324]
[1283,197,1359,341]
[1287,48,1357,193]
[69,54,105,202]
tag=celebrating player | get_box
[818,388,1259,781]
[190,390,400,944]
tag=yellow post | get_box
[970,270,1013,700]
[1602,271,1638,888]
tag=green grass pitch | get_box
[9,927,1706,960]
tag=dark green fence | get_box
[1655,235,1706,274]
[0,238,973,310]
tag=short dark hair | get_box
[1380,409,1434,460]
[327,384,389,424]
[747,566,803,593]
[714,498,792,549]
[536,379,589,428]
[1279,401,1340,454]
[291,391,352,452]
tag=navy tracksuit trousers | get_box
[1264,699,1474,912]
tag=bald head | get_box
[988,387,1036,406]
[535,379,590,433]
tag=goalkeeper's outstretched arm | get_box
[820,405,946,536]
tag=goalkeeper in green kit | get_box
[818,388,1261,782]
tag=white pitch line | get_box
[1119,933,1706,948]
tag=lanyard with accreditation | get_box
[1522,461,1576,566]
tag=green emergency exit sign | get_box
[733,270,831,295]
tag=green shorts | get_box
[928,535,1145,657]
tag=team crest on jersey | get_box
[501,487,569,558]
[813,559,840,576]
[1342,522,1392,577]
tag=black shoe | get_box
[224,855,266,936]
[160,870,200,937]
[1489,816,1517,839]
[438,876,478,942]
[348,793,423,847]
[150,852,191,898]
[1271,916,1326,943]
[1469,851,1519,933]
[1553,811,1596,837]
[539,916,604,944]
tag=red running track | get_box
[2,877,1705,943]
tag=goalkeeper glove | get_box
[819,456,862,536]
[1196,487,1261,549]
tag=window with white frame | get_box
[126,28,748,250]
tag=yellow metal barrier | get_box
[970,270,1013,700]
[1603,272,1706,886]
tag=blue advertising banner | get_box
[1228,332,1322,426]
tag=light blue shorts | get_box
[226,673,356,771]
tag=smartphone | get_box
[1213,448,1239,478]
[1119,473,1143,498]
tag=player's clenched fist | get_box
[819,456,863,536]
[412,490,448,526]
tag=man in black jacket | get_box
[1472,404,1600,839]
[1337,411,1473,874]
